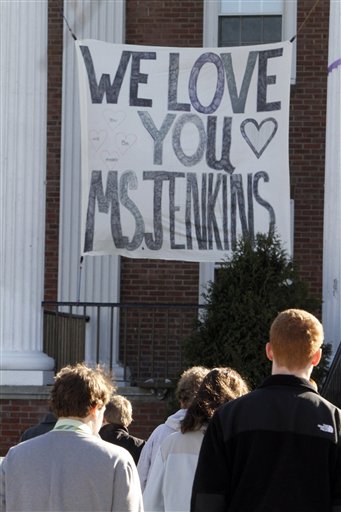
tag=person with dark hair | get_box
[191,309,341,512]
[99,394,145,464]
[143,367,249,512]
[137,365,209,491]
[0,363,143,512]
[20,412,57,442]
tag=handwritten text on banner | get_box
[76,40,292,261]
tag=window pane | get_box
[219,16,241,46]
[263,16,282,42]
[241,16,262,45]
[218,15,282,47]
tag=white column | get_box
[322,0,341,356]
[0,1,54,385]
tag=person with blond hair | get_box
[100,394,145,464]
[191,309,341,512]
[143,367,249,511]
[0,364,143,512]
[137,365,209,491]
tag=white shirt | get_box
[143,428,206,512]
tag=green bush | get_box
[183,233,329,389]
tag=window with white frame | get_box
[219,0,282,46]
[199,0,296,300]
[203,0,296,82]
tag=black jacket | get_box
[99,423,145,464]
[20,413,57,442]
[191,375,341,512]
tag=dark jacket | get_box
[20,413,57,442]
[191,375,341,512]
[99,423,145,464]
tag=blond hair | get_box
[176,366,210,407]
[104,395,133,428]
[269,309,323,370]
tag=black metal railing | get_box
[43,303,341,404]
[321,341,341,408]
[42,301,206,386]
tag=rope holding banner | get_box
[290,0,320,43]
[58,0,77,41]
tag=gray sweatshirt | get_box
[0,427,143,511]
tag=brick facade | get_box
[44,0,63,301]
[1,399,50,456]
[289,0,329,300]
[125,0,203,47]
[0,390,171,457]
[121,259,199,303]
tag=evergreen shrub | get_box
[183,233,330,389]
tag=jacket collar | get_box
[258,374,319,394]
[102,423,128,433]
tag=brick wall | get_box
[44,0,63,301]
[0,392,171,457]
[126,0,203,47]
[119,260,200,381]
[1,399,50,456]
[121,259,200,303]
[289,0,329,301]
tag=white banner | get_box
[76,40,292,261]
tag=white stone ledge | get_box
[0,370,54,386]
[0,351,55,371]
[0,385,165,401]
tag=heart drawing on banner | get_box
[240,118,278,159]
[116,132,137,155]
[101,150,120,169]
[103,110,126,130]
[89,129,107,151]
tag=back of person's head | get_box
[181,367,249,433]
[104,395,133,428]
[50,363,115,418]
[176,366,210,408]
[269,309,323,370]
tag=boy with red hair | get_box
[191,309,341,512]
